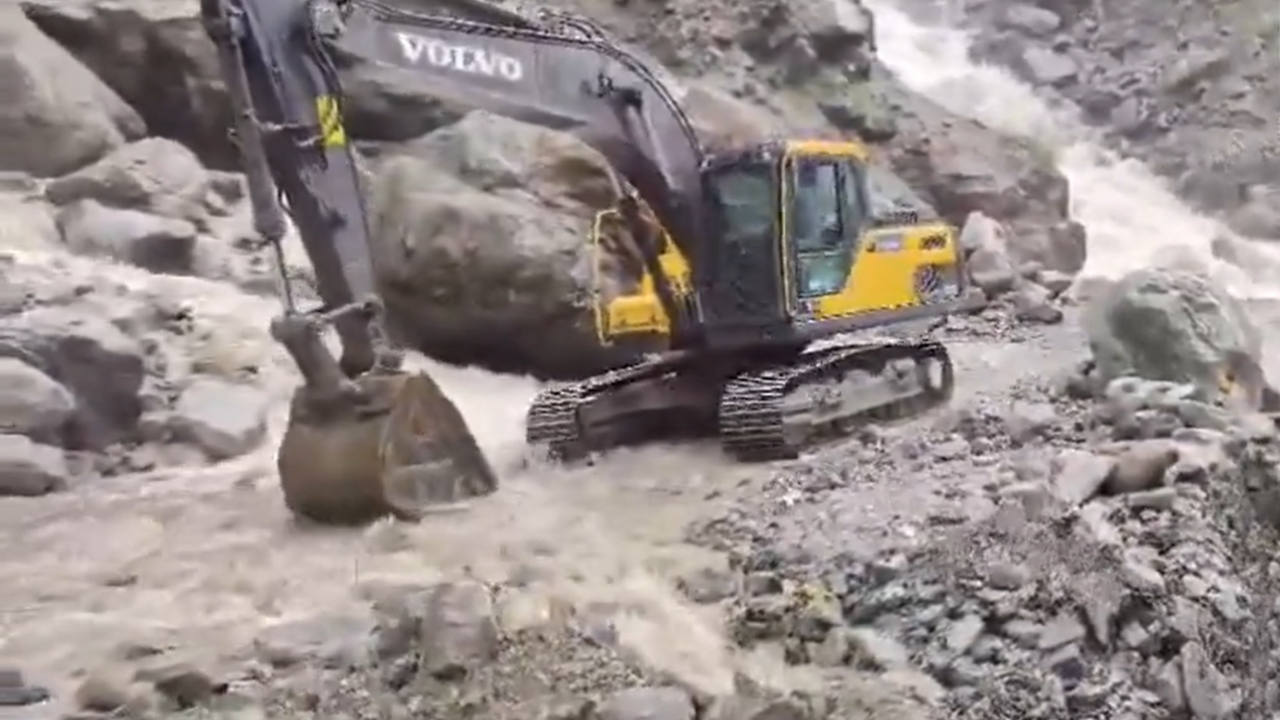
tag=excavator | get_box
[200,0,970,525]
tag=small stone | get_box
[134,661,218,708]
[1000,480,1057,518]
[1181,574,1210,599]
[598,686,696,720]
[743,572,782,596]
[847,627,911,671]
[253,615,373,669]
[1120,555,1166,595]
[75,670,132,711]
[985,561,1031,590]
[677,567,738,604]
[1003,401,1059,443]
[1038,612,1086,651]
[946,615,985,655]
[1106,441,1178,495]
[1000,619,1043,648]
[1125,487,1177,510]
[170,378,269,460]
[1043,644,1087,686]
[933,437,971,461]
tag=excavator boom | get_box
[200,0,716,524]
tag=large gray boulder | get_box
[0,5,143,177]
[0,306,147,450]
[368,111,643,379]
[1083,268,1264,402]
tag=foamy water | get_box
[866,0,1280,299]
[3,2,1274,714]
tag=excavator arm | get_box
[199,0,714,524]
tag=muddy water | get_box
[0,253,788,715]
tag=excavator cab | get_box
[699,140,964,345]
[596,140,965,349]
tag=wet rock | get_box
[1105,441,1179,495]
[1010,282,1064,324]
[598,686,696,720]
[998,4,1062,36]
[0,6,143,177]
[1011,46,1078,88]
[676,566,738,605]
[1083,268,1263,403]
[0,305,146,449]
[45,138,211,226]
[56,199,199,274]
[0,357,75,442]
[403,581,500,681]
[0,191,61,254]
[74,669,133,712]
[253,615,374,669]
[1050,449,1115,506]
[169,377,269,461]
[134,661,219,708]
[0,434,69,496]
[0,668,50,707]
[1002,400,1059,443]
[960,212,1017,297]
[847,627,911,671]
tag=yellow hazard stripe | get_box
[314,94,347,148]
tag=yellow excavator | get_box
[201,0,969,525]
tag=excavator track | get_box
[718,340,954,461]
[525,360,672,460]
[525,339,954,463]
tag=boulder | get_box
[881,80,1086,275]
[0,6,143,177]
[1083,268,1264,403]
[21,0,233,169]
[45,138,212,225]
[169,377,270,461]
[0,358,76,443]
[55,199,199,274]
[0,190,61,253]
[0,434,69,496]
[0,306,147,450]
[369,111,643,379]
[959,212,1017,297]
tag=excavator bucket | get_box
[276,370,498,525]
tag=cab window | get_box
[708,163,775,243]
[791,161,842,253]
[790,158,851,299]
